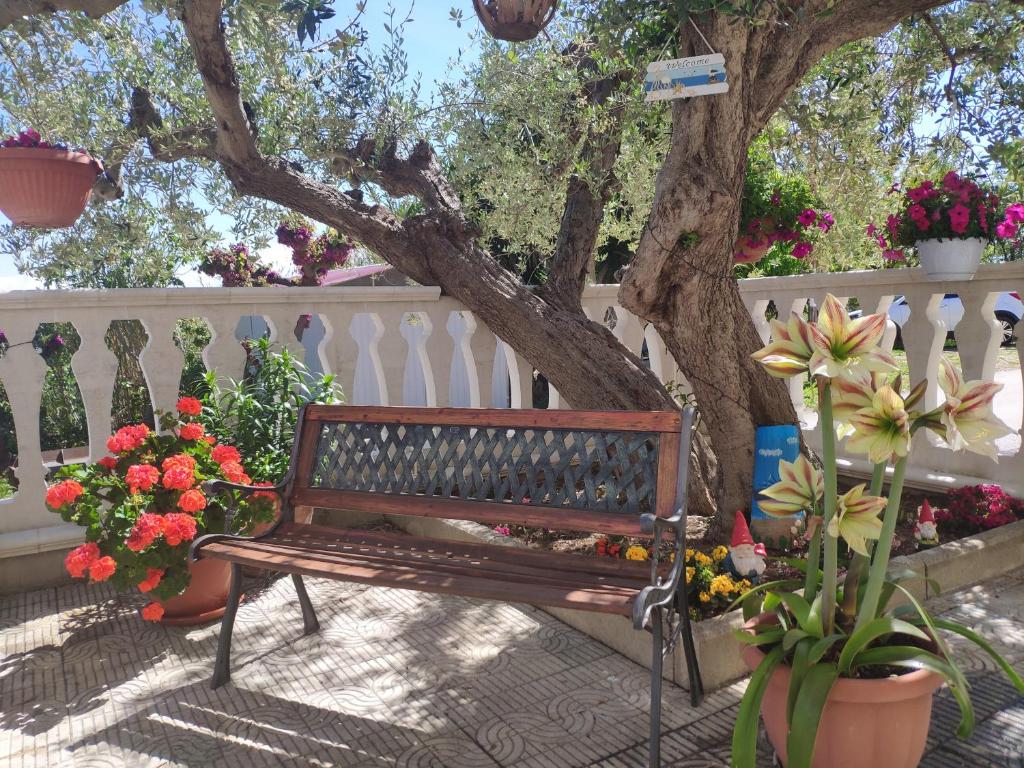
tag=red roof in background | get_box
[321,264,390,285]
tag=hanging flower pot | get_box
[734,234,771,264]
[472,0,558,42]
[915,237,985,281]
[0,147,100,228]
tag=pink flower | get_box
[883,249,906,262]
[1005,203,1024,224]
[948,203,971,235]
[792,242,813,259]
[493,525,510,536]
[978,205,989,233]
[942,171,962,192]
[996,220,1018,239]
[907,186,927,203]
[866,223,877,237]
[818,212,835,232]
[886,214,901,236]
[770,192,781,205]
[797,209,817,227]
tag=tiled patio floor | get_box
[2,567,1022,767]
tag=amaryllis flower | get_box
[846,385,912,464]
[827,485,886,556]
[937,359,1011,460]
[757,454,823,517]
[808,294,897,380]
[750,312,816,378]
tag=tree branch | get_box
[543,62,632,309]
[0,0,127,29]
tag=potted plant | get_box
[46,397,277,625]
[733,295,1023,768]
[736,153,833,269]
[472,0,558,42]
[869,172,1023,280]
[0,129,102,228]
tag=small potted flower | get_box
[869,172,1022,280]
[736,159,833,269]
[0,129,102,228]
[732,297,1023,768]
[47,397,277,625]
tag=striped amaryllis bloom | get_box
[757,454,823,518]
[808,294,896,380]
[937,358,1011,460]
[751,312,816,378]
[827,484,886,556]
[846,385,912,465]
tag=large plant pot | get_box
[0,148,100,228]
[158,558,236,627]
[916,237,985,281]
[472,0,558,42]
[734,236,771,265]
[741,617,944,768]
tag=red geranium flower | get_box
[162,454,197,473]
[106,424,151,454]
[176,396,203,416]
[220,460,251,484]
[178,489,207,513]
[126,512,165,552]
[98,456,118,470]
[162,513,198,546]
[64,542,100,578]
[211,445,241,465]
[141,602,165,621]
[179,423,205,441]
[125,464,160,494]
[137,567,164,593]
[45,479,84,509]
[89,556,117,582]
[162,466,195,491]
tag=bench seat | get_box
[201,522,662,615]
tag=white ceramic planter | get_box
[916,237,985,280]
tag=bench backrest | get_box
[286,405,691,536]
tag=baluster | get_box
[954,287,1001,382]
[447,311,480,408]
[490,336,511,408]
[68,313,118,461]
[467,311,495,408]
[349,313,388,405]
[138,312,186,432]
[496,338,532,409]
[781,298,809,412]
[747,298,772,344]
[0,316,48,518]
[203,314,246,386]
[400,313,435,406]
[900,291,946,411]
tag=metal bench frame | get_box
[191,404,704,766]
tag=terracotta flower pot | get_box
[158,558,236,627]
[742,616,944,768]
[735,235,771,264]
[0,148,100,228]
[915,237,985,281]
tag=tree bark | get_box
[620,1,953,532]
[0,0,127,29]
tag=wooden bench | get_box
[191,404,704,765]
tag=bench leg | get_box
[292,574,320,635]
[675,584,705,707]
[649,607,664,768]
[212,562,243,689]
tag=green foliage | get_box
[200,338,342,483]
[0,472,13,499]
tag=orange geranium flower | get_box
[162,466,195,491]
[179,423,205,441]
[176,396,202,416]
[211,444,241,465]
[162,513,198,546]
[220,461,250,485]
[106,424,151,453]
[141,602,165,621]
[64,542,100,578]
[89,556,117,582]
[177,489,207,514]
[125,464,160,494]
[45,479,84,509]
[98,456,118,470]
[137,567,164,592]
[125,512,165,552]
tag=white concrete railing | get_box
[1,263,1023,559]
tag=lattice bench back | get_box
[286,405,686,536]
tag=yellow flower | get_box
[937,358,1012,460]
[846,385,912,464]
[685,548,695,561]
[712,545,728,562]
[699,591,710,603]
[827,484,886,556]
[751,312,816,378]
[625,545,649,562]
[694,552,712,567]
[685,566,695,584]
[710,574,736,597]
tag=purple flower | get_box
[791,242,813,259]
[883,249,906,262]
[865,223,877,237]
[797,209,817,227]
[996,220,1018,239]
[817,212,834,232]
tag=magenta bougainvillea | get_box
[933,483,1024,536]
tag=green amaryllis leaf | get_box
[783,629,810,652]
[786,638,813,722]
[734,627,786,647]
[805,593,824,639]
[742,592,764,622]
[733,645,786,768]
[838,618,930,675]
[927,618,1024,692]
[807,634,845,664]
[849,645,975,738]
[725,579,803,613]
[787,663,839,768]
[774,592,813,632]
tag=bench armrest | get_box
[201,478,288,497]
[190,478,291,564]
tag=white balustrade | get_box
[2,264,1024,559]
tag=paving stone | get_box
[0,567,1020,766]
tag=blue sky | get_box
[0,0,477,290]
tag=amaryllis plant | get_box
[731,294,1023,768]
[46,398,277,622]
[869,172,1023,262]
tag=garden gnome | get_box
[914,499,940,549]
[723,510,767,581]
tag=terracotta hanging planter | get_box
[0,148,100,228]
[741,615,944,768]
[472,0,559,42]
[734,235,771,264]
[157,558,239,627]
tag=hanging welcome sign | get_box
[643,53,728,101]
[644,17,727,103]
